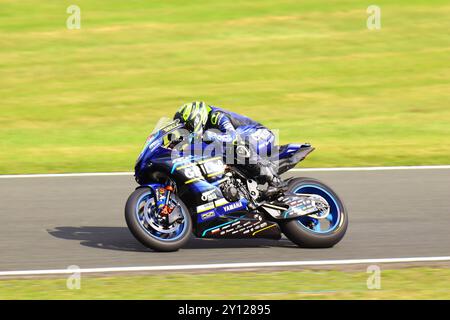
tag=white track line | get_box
[1,165,450,179]
[1,256,449,276]
[292,165,450,172]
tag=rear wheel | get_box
[280,178,348,248]
[125,187,192,252]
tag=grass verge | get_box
[1,267,449,299]
[1,0,449,173]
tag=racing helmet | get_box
[173,101,210,135]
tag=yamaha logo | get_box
[223,201,243,212]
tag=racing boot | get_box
[260,165,288,199]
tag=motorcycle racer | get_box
[173,101,285,192]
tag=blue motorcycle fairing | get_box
[199,210,281,239]
[278,144,302,159]
[276,143,315,174]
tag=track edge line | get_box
[1,256,450,276]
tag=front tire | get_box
[125,187,192,252]
[280,178,348,248]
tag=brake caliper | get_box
[157,185,175,217]
[159,204,174,216]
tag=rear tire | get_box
[280,178,348,248]
[125,187,192,252]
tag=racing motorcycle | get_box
[125,119,348,251]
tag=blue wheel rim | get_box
[135,191,187,241]
[293,184,342,234]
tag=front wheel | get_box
[279,178,348,248]
[125,187,192,252]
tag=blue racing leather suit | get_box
[202,106,278,184]
[203,106,266,141]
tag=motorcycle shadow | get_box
[47,226,295,252]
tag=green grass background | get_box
[1,268,449,299]
[1,0,449,174]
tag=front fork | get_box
[138,181,178,226]
[158,185,175,225]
